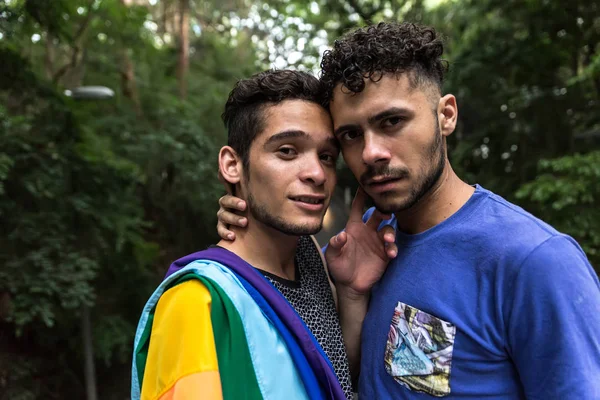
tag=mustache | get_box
[360,165,410,186]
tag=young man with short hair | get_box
[219,22,600,399]
[131,69,396,400]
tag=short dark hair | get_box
[221,69,327,169]
[320,22,448,104]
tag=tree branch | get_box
[177,0,190,99]
[52,0,96,84]
[45,32,55,80]
[344,0,377,22]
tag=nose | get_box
[362,132,391,166]
[299,155,327,186]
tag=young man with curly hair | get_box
[131,70,397,400]
[218,22,600,399]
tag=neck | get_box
[217,216,299,281]
[394,162,475,234]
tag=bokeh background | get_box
[1,0,599,398]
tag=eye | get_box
[320,153,337,165]
[277,147,297,158]
[382,116,404,128]
[341,130,362,142]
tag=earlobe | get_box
[438,94,458,137]
[218,146,242,186]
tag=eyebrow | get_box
[367,107,413,125]
[263,130,339,152]
[334,106,414,137]
[263,130,308,148]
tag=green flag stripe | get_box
[198,275,263,400]
[134,272,263,400]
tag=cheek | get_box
[392,134,425,163]
[250,158,279,181]
[253,164,296,195]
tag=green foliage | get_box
[250,0,428,70]
[0,44,150,399]
[0,66,108,331]
[516,152,600,269]
[431,0,600,197]
[1,0,598,398]
[0,0,260,397]
[93,314,135,366]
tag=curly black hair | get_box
[222,69,326,169]
[320,22,448,104]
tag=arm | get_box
[325,189,397,381]
[141,281,223,400]
[311,234,370,374]
[336,286,370,384]
[506,236,600,399]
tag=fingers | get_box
[218,194,247,212]
[379,225,396,244]
[378,225,398,259]
[348,187,367,222]
[217,207,247,228]
[365,208,392,230]
[216,203,247,241]
[386,242,398,259]
[325,231,348,259]
[217,219,236,241]
[216,194,247,240]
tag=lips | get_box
[366,176,403,193]
[289,195,325,205]
[367,176,401,186]
[289,194,326,212]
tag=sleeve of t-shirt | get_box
[506,235,600,399]
[140,280,222,400]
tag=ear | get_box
[218,146,243,187]
[437,94,458,138]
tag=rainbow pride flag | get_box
[131,247,347,400]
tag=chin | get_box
[372,203,399,215]
[271,215,323,236]
[282,223,322,236]
[373,194,413,214]
[293,218,323,233]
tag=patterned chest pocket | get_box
[384,302,456,397]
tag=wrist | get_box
[336,284,370,302]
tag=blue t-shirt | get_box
[358,185,600,399]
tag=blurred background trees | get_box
[0,0,598,398]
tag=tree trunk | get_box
[44,32,55,80]
[160,0,168,35]
[177,0,190,99]
[585,47,600,100]
[121,48,142,115]
[82,305,98,400]
[52,0,95,84]
[119,0,142,114]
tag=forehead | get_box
[329,74,432,124]
[257,99,334,142]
